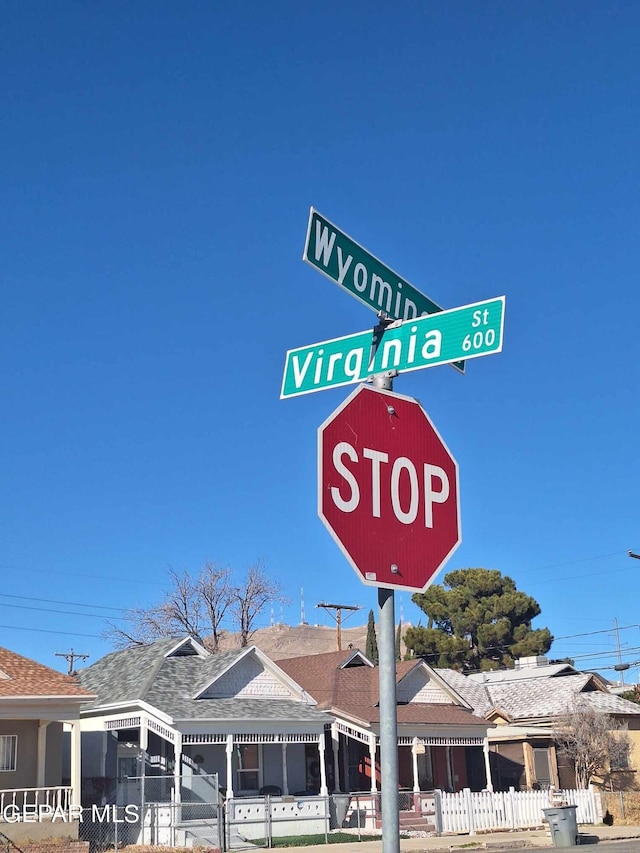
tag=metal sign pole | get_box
[378,585,400,853]
[373,370,400,853]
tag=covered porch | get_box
[83,710,332,805]
[327,720,494,795]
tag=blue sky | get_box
[1,3,639,680]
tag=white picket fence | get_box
[437,787,602,835]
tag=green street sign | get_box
[303,207,464,373]
[280,296,505,399]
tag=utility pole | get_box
[315,602,361,650]
[55,649,89,675]
[613,618,625,688]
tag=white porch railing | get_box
[0,786,73,819]
[437,787,603,835]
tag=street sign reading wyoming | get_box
[281,296,505,399]
[303,208,465,373]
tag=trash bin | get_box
[543,805,579,847]
[329,794,350,828]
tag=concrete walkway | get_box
[262,823,640,852]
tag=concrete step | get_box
[374,811,435,833]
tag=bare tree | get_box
[106,563,234,652]
[197,562,233,652]
[555,698,632,789]
[232,561,286,647]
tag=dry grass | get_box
[601,791,640,825]
[115,847,220,853]
[217,622,412,659]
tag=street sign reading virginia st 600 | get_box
[303,208,465,373]
[281,295,505,399]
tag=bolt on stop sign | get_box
[318,384,461,592]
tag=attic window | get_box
[339,652,371,669]
[170,644,199,657]
[0,670,9,680]
[165,638,207,658]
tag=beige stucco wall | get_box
[0,719,64,790]
[0,719,38,789]
[46,722,63,787]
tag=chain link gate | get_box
[80,772,222,851]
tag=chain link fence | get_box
[77,787,437,851]
[79,773,222,852]
[601,791,640,825]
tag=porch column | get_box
[331,723,341,792]
[37,721,50,787]
[281,743,289,795]
[482,737,494,792]
[368,734,377,794]
[318,734,328,796]
[445,745,453,791]
[140,717,148,751]
[139,717,148,785]
[411,738,420,793]
[69,721,81,806]
[225,734,234,799]
[174,733,182,803]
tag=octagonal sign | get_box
[318,384,461,592]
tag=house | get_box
[437,656,640,791]
[0,645,95,840]
[277,648,496,796]
[76,636,334,807]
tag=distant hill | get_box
[217,621,411,660]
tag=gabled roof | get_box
[274,649,372,710]
[277,649,488,731]
[192,645,312,701]
[0,646,94,700]
[436,668,640,723]
[77,637,329,727]
[436,668,494,716]
[466,662,578,683]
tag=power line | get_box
[0,562,165,586]
[0,592,126,612]
[0,602,125,620]
[554,624,640,641]
[516,549,628,576]
[0,624,103,638]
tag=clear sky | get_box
[2,3,639,680]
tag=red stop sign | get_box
[318,384,461,592]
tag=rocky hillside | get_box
[217,621,410,660]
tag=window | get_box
[236,744,260,792]
[533,747,552,787]
[610,740,631,771]
[0,735,17,772]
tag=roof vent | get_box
[515,655,549,670]
[166,638,203,657]
[171,644,199,656]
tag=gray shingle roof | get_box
[77,638,330,727]
[466,663,577,683]
[435,669,640,722]
[78,638,180,706]
[436,669,494,716]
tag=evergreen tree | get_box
[365,609,379,664]
[405,568,552,671]
[395,621,402,661]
